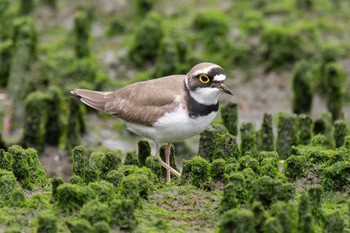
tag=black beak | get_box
[216,82,233,95]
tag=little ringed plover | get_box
[71,62,233,182]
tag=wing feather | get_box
[71,75,186,126]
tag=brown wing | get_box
[71,75,186,126]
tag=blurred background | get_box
[0,0,349,179]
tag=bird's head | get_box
[186,62,233,105]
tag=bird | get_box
[71,62,233,182]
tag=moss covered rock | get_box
[66,219,92,233]
[260,113,274,151]
[240,122,258,158]
[145,156,162,179]
[129,12,163,67]
[239,155,260,174]
[252,176,295,206]
[138,140,151,167]
[218,209,256,233]
[71,145,87,179]
[276,112,298,159]
[110,198,137,229]
[80,200,111,225]
[25,148,46,186]
[181,156,210,188]
[106,170,124,188]
[0,149,12,171]
[0,169,25,206]
[284,155,308,179]
[88,181,115,203]
[198,125,226,162]
[36,210,58,233]
[220,103,238,136]
[56,183,96,213]
[124,150,140,166]
[23,91,48,151]
[322,161,350,191]
[8,145,32,189]
[211,159,226,181]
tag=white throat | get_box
[185,79,221,105]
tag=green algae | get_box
[218,209,256,233]
[36,210,58,233]
[110,199,137,229]
[145,155,163,179]
[71,145,87,179]
[80,200,111,225]
[93,221,110,233]
[66,219,92,233]
[0,149,12,171]
[88,181,115,202]
[240,122,258,157]
[322,161,350,191]
[138,140,152,167]
[220,103,238,136]
[55,183,96,213]
[8,145,32,190]
[211,159,225,181]
[124,150,140,166]
[105,170,124,188]
[0,169,25,207]
[182,156,210,188]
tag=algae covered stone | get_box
[8,145,32,190]
[93,221,110,233]
[0,149,12,171]
[56,183,96,213]
[252,176,295,206]
[284,155,308,179]
[260,113,274,151]
[218,209,256,233]
[50,176,63,203]
[71,145,87,179]
[88,180,115,202]
[106,170,124,188]
[124,150,140,166]
[240,122,258,158]
[36,210,58,233]
[0,169,25,206]
[138,140,151,167]
[211,159,226,181]
[198,124,226,162]
[66,219,92,233]
[145,156,162,179]
[80,200,111,225]
[110,199,137,229]
[220,103,238,136]
[322,161,350,191]
[276,112,298,159]
[181,155,210,188]
[25,148,46,186]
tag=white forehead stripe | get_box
[192,67,215,76]
[213,74,226,81]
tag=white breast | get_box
[125,105,217,144]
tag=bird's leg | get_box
[165,142,172,183]
[155,143,181,179]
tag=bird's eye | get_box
[199,74,210,84]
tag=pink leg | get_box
[165,142,172,183]
[155,143,181,179]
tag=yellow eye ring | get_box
[199,74,210,84]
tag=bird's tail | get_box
[70,89,112,112]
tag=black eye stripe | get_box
[208,67,225,77]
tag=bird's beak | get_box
[216,82,233,95]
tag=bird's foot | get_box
[159,159,181,178]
